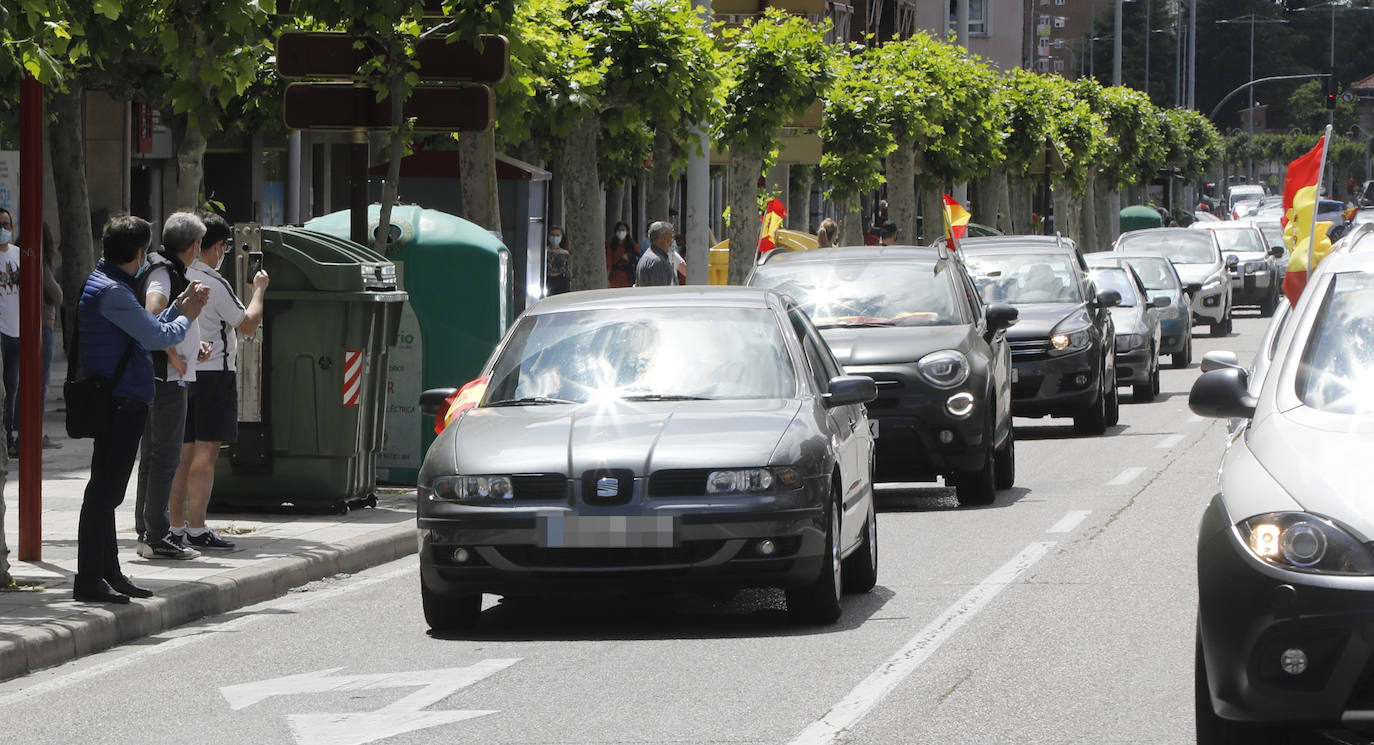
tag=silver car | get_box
[1114,227,1233,336]
[1191,250,1374,742]
[1193,222,1285,317]
[416,287,879,632]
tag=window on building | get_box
[1054,16,1066,28]
[949,0,988,36]
[1037,58,1050,73]
[1054,58,1065,72]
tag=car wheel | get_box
[955,420,998,506]
[841,499,877,594]
[1134,361,1159,402]
[1196,628,1287,745]
[786,493,843,624]
[1104,374,1120,426]
[993,420,1015,490]
[1259,286,1278,318]
[1073,378,1109,435]
[421,578,482,634]
[1172,330,1192,369]
[1210,317,1227,337]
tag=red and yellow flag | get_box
[1280,134,1331,305]
[1281,136,1324,230]
[434,375,490,435]
[942,194,972,251]
[757,198,787,254]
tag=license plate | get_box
[537,514,677,548]
[868,419,880,438]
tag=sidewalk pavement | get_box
[0,347,419,683]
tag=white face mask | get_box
[615,230,628,240]
[211,247,225,271]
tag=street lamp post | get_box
[1216,14,1287,182]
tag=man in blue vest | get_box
[74,215,208,604]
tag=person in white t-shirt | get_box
[169,213,268,551]
[0,208,20,457]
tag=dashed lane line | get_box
[1106,467,1146,486]
[1047,510,1092,534]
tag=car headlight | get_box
[1049,314,1094,355]
[1202,276,1225,291]
[1244,260,1269,273]
[1116,333,1143,351]
[707,467,801,495]
[1239,512,1374,574]
[430,474,514,501]
[917,350,970,389]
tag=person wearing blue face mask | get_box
[546,226,570,295]
[0,208,19,458]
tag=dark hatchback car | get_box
[961,237,1121,434]
[748,246,1019,506]
[1087,264,1166,402]
[416,287,879,633]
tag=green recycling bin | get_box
[210,224,408,514]
[304,206,514,485]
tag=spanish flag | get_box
[1280,131,1332,305]
[757,198,787,254]
[434,375,490,435]
[1281,136,1324,231]
[942,194,972,251]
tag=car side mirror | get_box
[824,375,878,407]
[1225,255,1240,269]
[420,387,459,416]
[1096,289,1122,308]
[1269,245,1285,258]
[1189,369,1256,420]
[985,303,1019,332]
[1199,350,1242,373]
[1152,295,1171,308]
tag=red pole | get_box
[18,75,43,562]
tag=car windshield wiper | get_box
[619,394,714,401]
[815,321,896,329]
[484,396,578,407]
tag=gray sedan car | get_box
[1191,250,1374,742]
[416,287,879,632]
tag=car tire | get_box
[955,421,998,506]
[1196,628,1287,745]
[1259,285,1278,318]
[786,493,844,625]
[1134,361,1159,402]
[421,579,482,634]
[1105,373,1120,426]
[1073,378,1109,436]
[1172,331,1192,369]
[993,421,1015,491]
[841,499,877,594]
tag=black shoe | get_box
[138,534,200,560]
[106,575,154,599]
[186,529,235,550]
[72,579,131,604]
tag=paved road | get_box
[0,312,1269,745]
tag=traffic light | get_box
[1326,68,1338,110]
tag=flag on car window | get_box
[757,198,787,254]
[1281,135,1324,231]
[1280,131,1332,305]
[434,375,490,435]
[942,194,971,250]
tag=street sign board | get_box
[283,83,494,132]
[278,32,508,84]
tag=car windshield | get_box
[750,259,961,327]
[1116,231,1218,264]
[1119,258,1179,291]
[1296,272,1374,415]
[1089,268,1138,307]
[1209,228,1266,254]
[964,254,1083,304]
[484,307,796,404]
[1255,223,1284,251]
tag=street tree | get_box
[715,10,832,284]
[820,45,894,246]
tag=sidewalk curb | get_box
[0,522,417,683]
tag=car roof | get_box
[526,286,783,315]
[1312,249,1374,275]
[958,234,1076,249]
[758,245,944,266]
[1122,227,1212,238]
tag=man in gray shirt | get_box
[635,221,678,287]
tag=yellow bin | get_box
[708,230,820,285]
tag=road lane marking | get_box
[785,541,1055,745]
[0,559,420,706]
[1047,511,1091,534]
[1106,467,1145,486]
[1155,434,1185,449]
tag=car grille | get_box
[649,469,712,497]
[511,474,569,501]
[1009,338,1049,359]
[495,540,726,568]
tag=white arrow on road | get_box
[220,658,521,745]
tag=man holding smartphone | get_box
[168,213,269,550]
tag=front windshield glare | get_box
[1210,228,1266,253]
[964,254,1082,304]
[484,308,796,404]
[1116,232,1218,264]
[1297,272,1374,415]
[751,260,960,327]
[1089,268,1137,307]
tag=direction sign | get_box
[277,31,509,84]
[283,83,494,132]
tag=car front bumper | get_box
[1009,344,1101,418]
[1192,284,1229,325]
[1230,268,1275,305]
[1159,318,1188,354]
[1197,495,1374,730]
[1113,346,1153,385]
[846,366,990,481]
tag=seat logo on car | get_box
[596,477,619,498]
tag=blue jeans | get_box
[1,334,17,446]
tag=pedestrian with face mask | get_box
[170,212,268,552]
[0,208,20,458]
[606,221,639,288]
[545,226,570,295]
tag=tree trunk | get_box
[887,137,918,243]
[175,116,207,211]
[459,128,501,232]
[837,195,864,246]
[788,166,811,232]
[647,128,674,225]
[1079,175,1098,250]
[1052,179,1071,240]
[557,113,607,291]
[920,185,944,245]
[375,74,405,255]
[606,180,624,235]
[1095,178,1115,247]
[1010,177,1034,234]
[725,151,764,285]
[48,82,95,352]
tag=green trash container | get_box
[1119,205,1164,235]
[210,224,408,514]
[304,205,514,485]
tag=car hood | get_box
[1241,413,1374,539]
[446,398,804,476]
[1173,263,1222,284]
[818,325,971,365]
[1003,303,1084,338]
